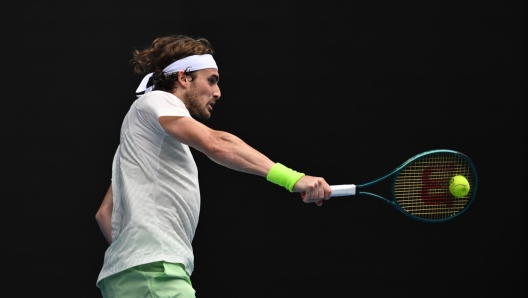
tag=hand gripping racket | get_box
[307,149,478,222]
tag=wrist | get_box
[266,163,305,192]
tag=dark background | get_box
[3,1,523,297]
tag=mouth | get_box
[208,102,215,111]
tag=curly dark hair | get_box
[131,35,215,93]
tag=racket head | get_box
[391,149,478,222]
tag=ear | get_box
[177,70,192,89]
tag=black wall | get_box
[3,1,523,297]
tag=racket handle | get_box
[330,184,356,197]
[300,184,356,199]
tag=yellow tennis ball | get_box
[449,175,470,198]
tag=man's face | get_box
[184,68,221,120]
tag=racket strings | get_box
[393,153,475,220]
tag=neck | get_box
[172,88,189,106]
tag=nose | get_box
[213,85,221,99]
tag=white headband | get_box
[135,54,218,97]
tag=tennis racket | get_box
[305,149,478,222]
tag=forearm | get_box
[207,131,275,177]
[209,131,332,204]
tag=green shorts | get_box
[99,261,196,298]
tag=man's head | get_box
[131,35,220,119]
[174,68,220,120]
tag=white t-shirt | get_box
[97,91,200,287]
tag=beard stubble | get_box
[185,85,211,120]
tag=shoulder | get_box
[136,91,189,117]
[137,91,185,109]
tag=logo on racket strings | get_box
[421,165,455,206]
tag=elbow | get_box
[205,132,232,162]
[95,210,104,224]
[95,208,109,224]
[207,143,230,162]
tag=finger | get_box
[312,180,322,200]
[318,182,325,199]
[324,183,332,200]
[311,185,319,202]
[302,189,313,203]
[316,200,323,207]
[308,184,318,201]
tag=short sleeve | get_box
[135,91,191,135]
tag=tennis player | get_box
[95,34,332,297]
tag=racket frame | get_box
[354,149,478,222]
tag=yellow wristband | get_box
[266,163,305,192]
